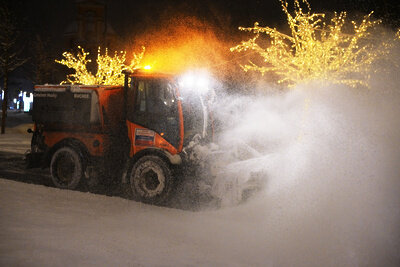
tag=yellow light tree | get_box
[56,46,145,85]
[231,0,389,88]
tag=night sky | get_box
[6,0,399,36]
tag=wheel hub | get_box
[56,153,75,184]
[143,169,160,190]
[134,161,166,198]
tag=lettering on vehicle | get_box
[74,93,90,99]
[135,129,155,146]
[33,93,57,98]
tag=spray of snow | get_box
[197,57,400,264]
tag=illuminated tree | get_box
[231,0,389,88]
[56,46,145,85]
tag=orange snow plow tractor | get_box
[26,70,214,205]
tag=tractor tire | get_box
[50,146,85,190]
[128,155,174,205]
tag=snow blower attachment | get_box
[26,69,264,206]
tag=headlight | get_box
[179,70,212,94]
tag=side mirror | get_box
[27,128,33,134]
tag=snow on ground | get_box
[0,132,32,154]
[0,178,247,267]
[0,111,33,154]
[1,81,400,266]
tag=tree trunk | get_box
[1,72,8,134]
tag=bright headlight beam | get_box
[179,70,211,93]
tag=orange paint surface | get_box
[43,131,106,156]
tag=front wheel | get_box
[128,155,174,205]
[50,146,85,190]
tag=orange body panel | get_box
[175,83,185,152]
[43,131,106,156]
[126,122,179,157]
[96,86,124,128]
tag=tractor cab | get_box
[124,70,213,158]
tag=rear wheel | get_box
[128,155,174,205]
[50,147,85,189]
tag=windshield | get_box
[127,78,180,149]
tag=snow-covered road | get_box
[1,178,255,266]
[1,170,399,267]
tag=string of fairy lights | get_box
[56,46,145,86]
[230,0,397,88]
